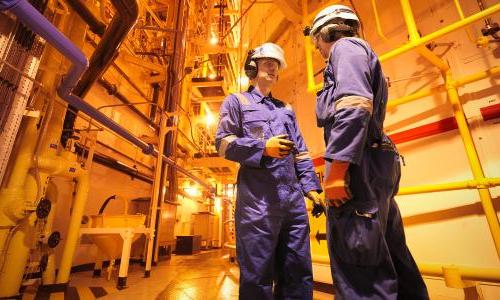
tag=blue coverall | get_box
[216,87,321,299]
[316,37,429,299]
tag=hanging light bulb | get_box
[205,112,215,126]
[209,36,219,45]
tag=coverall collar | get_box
[248,85,274,103]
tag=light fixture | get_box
[209,36,218,45]
[205,113,215,126]
[214,197,221,214]
[184,185,200,197]
[208,73,217,80]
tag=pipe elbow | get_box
[142,143,155,155]
[0,0,21,11]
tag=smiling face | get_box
[255,58,280,85]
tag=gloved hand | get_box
[324,161,353,207]
[263,134,295,158]
[306,190,326,218]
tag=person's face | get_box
[312,34,333,59]
[255,58,280,84]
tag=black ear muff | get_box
[244,49,257,79]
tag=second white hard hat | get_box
[309,5,359,37]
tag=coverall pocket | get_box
[242,107,269,139]
[330,206,384,266]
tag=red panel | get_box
[389,117,458,144]
[480,103,500,121]
[312,156,325,167]
[311,103,499,166]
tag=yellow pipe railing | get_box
[305,3,500,92]
[387,65,500,109]
[370,0,389,42]
[303,0,500,283]
[312,255,500,283]
[398,178,500,195]
[452,0,476,43]
[380,3,500,62]
[444,70,500,258]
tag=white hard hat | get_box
[251,43,287,70]
[309,5,359,37]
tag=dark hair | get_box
[318,19,359,42]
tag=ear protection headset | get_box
[244,49,257,79]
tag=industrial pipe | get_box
[98,78,157,128]
[41,182,58,285]
[0,214,37,296]
[0,1,212,289]
[144,113,167,277]
[61,0,139,146]
[64,0,106,36]
[2,0,215,190]
[56,171,89,284]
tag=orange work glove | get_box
[324,161,352,207]
[263,134,294,158]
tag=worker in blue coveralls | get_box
[215,42,324,299]
[305,5,429,300]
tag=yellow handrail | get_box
[302,0,500,273]
[452,0,476,43]
[387,65,500,109]
[380,3,500,62]
[304,3,500,92]
[398,178,500,195]
[312,255,500,283]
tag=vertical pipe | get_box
[452,0,475,42]
[150,83,160,123]
[41,182,58,284]
[370,0,389,41]
[445,72,500,258]
[0,153,44,297]
[400,0,449,71]
[0,213,36,297]
[400,0,420,40]
[144,113,167,276]
[56,172,89,284]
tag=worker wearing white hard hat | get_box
[215,42,323,299]
[305,4,429,300]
